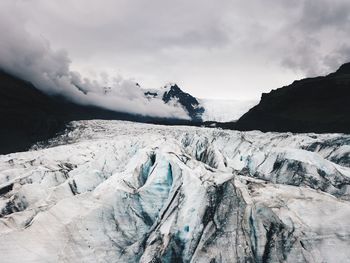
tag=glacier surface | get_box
[199,99,258,122]
[0,120,350,262]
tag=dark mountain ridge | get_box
[233,63,350,134]
[0,71,199,154]
[162,84,204,121]
[144,84,205,121]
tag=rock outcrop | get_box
[235,63,350,134]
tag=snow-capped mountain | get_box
[144,85,258,123]
[144,83,205,121]
[1,119,350,262]
[199,99,258,122]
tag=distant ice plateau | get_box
[200,99,258,122]
[0,120,350,262]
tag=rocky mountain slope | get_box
[0,72,198,155]
[145,84,205,121]
[235,63,350,134]
[1,120,350,262]
[0,71,66,154]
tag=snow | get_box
[142,83,174,100]
[199,98,258,122]
[0,120,350,262]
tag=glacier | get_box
[0,120,350,262]
[199,99,258,122]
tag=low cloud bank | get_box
[0,3,189,120]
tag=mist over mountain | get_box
[0,3,189,120]
[0,71,206,155]
[144,84,205,121]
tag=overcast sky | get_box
[3,0,350,100]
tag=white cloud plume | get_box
[0,1,189,119]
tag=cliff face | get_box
[235,63,350,134]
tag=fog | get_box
[0,2,189,119]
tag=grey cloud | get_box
[22,0,232,55]
[298,0,350,32]
[278,0,350,75]
[0,1,189,119]
[1,0,350,101]
[324,45,350,71]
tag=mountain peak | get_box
[161,84,204,121]
[335,62,350,74]
[163,83,180,91]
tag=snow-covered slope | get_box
[144,84,204,121]
[1,120,350,262]
[199,99,258,122]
